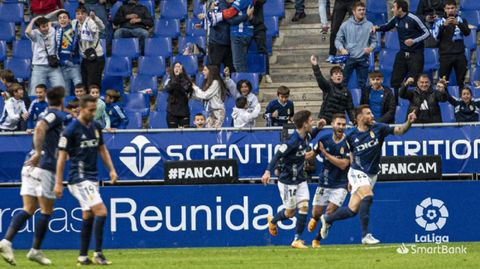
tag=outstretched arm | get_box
[394,111,416,135]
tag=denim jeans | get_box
[318,0,328,25]
[343,56,369,90]
[295,0,305,13]
[84,3,108,39]
[30,65,66,95]
[114,28,149,50]
[61,64,82,96]
[231,36,251,73]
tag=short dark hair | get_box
[417,73,430,81]
[75,83,85,90]
[66,99,79,110]
[355,104,370,120]
[7,83,23,96]
[47,86,65,106]
[57,10,70,18]
[368,71,384,78]
[0,69,15,83]
[277,86,290,96]
[394,0,409,13]
[444,0,456,7]
[75,6,87,14]
[237,80,252,94]
[330,66,343,76]
[332,113,346,122]
[235,96,248,109]
[461,87,472,95]
[194,113,205,118]
[352,1,366,10]
[34,17,50,28]
[106,89,121,102]
[79,94,97,108]
[292,110,311,129]
[88,84,100,91]
[35,84,48,91]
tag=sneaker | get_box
[291,240,308,249]
[291,12,306,22]
[361,233,380,245]
[312,239,321,248]
[321,25,330,34]
[264,74,273,84]
[0,239,16,266]
[325,55,335,63]
[27,248,52,265]
[93,252,112,265]
[267,216,278,236]
[319,215,331,239]
[307,218,317,232]
[77,256,93,266]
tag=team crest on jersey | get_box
[95,129,100,139]
[370,131,375,138]
[340,147,344,155]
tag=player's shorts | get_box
[312,186,348,207]
[348,168,378,194]
[277,181,310,210]
[68,180,103,211]
[20,166,56,200]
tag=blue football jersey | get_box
[230,0,254,37]
[267,130,308,185]
[265,100,294,126]
[39,109,68,172]
[316,134,349,189]
[58,119,104,184]
[346,123,395,175]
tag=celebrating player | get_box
[306,113,350,248]
[54,95,118,265]
[0,87,67,266]
[320,105,416,244]
[262,110,316,249]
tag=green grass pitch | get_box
[6,242,479,268]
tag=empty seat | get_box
[460,0,480,11]
[470,66,480,85]
[138,56,166,77]
[231,72,260,94]
[0,22,15,42]
[264,16,279,37]
[263,0,285,18]
[463,28,477,51]
[366,0,387,14]
[189,99,205,115]
[395,105,409,124]
[248,35,273,54]
[0,3,24,24]
[0,40,6,62]
[145,37,172,59]
[247,54,266,74]
[156,91,169,111]
[379,49,398,88]
[178,36,207,53]
[350,88,362,107]
[186,18,206,37]
[424,48,439,72]
[12,39,32,59]
[5,58,31,80]
[461,10,480,28]
[409,0,420,13]
[160,0,187,20]
[385,31,400,50]
[149,111,168,128]
[101,75,124,95]
[171,55,198,76]
[154,18,180,38]
[124,93,150,117]
[139,0,155,17]
[130,74,158,94]
[104,56,132,77]
[193,0,205,17]
[64,1,78,19]
[125,111,143,129]
[195,72,205,87]
[112,38,140,59]
[366,12,387,26]
[447,86,460,99]
[440,103,456,123]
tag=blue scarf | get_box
[55,21,79,65]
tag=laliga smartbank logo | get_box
[119,136,161,177]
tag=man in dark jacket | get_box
[360,71,396,123]
[310,55,355,124]
[113,0,153,49]
[207,0,234,72]
[416,0,445,25]
[399,74,448,123]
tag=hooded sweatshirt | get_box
[232,106,259,127]
[335,16,376,59]
[399,85,448,123]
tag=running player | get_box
[262,110,317,249]
[320,105,416,244]
[306,113,350,248]
[0,86,67,265]
[54,95,118,265]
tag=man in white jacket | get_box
[232,96,259,128]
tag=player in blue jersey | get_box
[0,86,66,266]
[305,113,350,248]
[54,95,118,266]
[320,104,416,244]
[262,110,318,249]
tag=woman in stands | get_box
[105,89,129,129]
[193,65,228,128]
[164,62,193,128]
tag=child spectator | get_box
[89,84,111,129]
[232,96,259,127]
[164,62,193,128]
[193,113,206,128]
[74,83,87,100]
[105,89,129,129]
[264,86,294,126]
[65,99,80,123]
[224,67,261,116]
[27,84,48,132]
[193,65,228,128]
[447,87,480,122]
[0,84,29,131]
[0,69,31,109]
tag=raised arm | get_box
[310,55,331,93]
[394,111,416,135]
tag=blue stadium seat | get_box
[0,22,15,42]
[463,27,477,51]
[125,111,143,129]
[20,21,29,39]
[145,37,172,59]
[373,31,382,54]
[104,56,132,77]
[350,88,361,107]
[470,66,480,85]
[110,1,123,21]
[189,99,205,114]
[171,55,198,76]
[195,72,205,87]
[231,72,260,94]
[139,0,155,17]
[395,105,409,124]
[248,35,273,55]
[178,36,207,53]
[193,0,205,17]
[5,58,31,80]
[448,86,460,99]
[154,19,180,38]
[247,54,266,74]
[399,96,410,107]
[410,0,420,13]
[0,98,4,115]
[461,10,480,28]
[368,53,375,71]
[130,74,158,94]
[347,70,359,90]
[379,49,398,88]
[0,3,24,24]
[424,48,439,73]
[186,18,206,37]
[223,97,236,127]
[138,56,166,77]
[366,0,387,14]
[264,16,279,37]
[64,1,78,19]
[385,31,400,50]
[460,0,480,11]
[100,39,107,58]
[160,0,187,20]
[64,95,76,107]
[12,39,32,59]
[156,91,169,111]
[101,75,124,94]
[264,0,285,18]
[124,93,150,117]
[112,38,140,59]
[366,12,388,26]
[149,111,168,128]
[0,40,6,62]
[440,103,455,123]
[476,47,480,66]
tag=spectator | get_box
[0,84,29,132]
[232,96,259,127]
[224,68,261,116]
[0,70,31,109]
[105,89,129,129]
[192,65,228,128]
[327,0,356,62]
[251,0,272,83]
[113,0,153,51]
[82,0,109,39]
[360,72,396,123]
[30,0,64,18]
[416,0,445,25]
[432,0,470,89]
[335,1,376,91]
[89,84,111,129]
[205,0,234,72]
[292,0,306,22]
[374,0,430,96]
[193,113,206,128]
[75,7,105,88]
[56,10,82,95]
[399,75,448,123]
[310,55,355,124]
[65,83,87,114]
[164,62,194,128]
[26,14,66,96]
[26,84,48,132]
[65,98,80,122]
[447,87,480,122]
[228,2,254,72]
[264,86,294,126]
